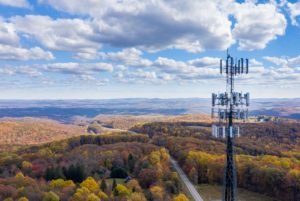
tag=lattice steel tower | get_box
[211,50,250,201]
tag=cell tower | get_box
[211,50,250,201]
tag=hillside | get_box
[0,117,299,200]
[132,121,300,201]
[92,114,211,130]
[0,118,86,147]
[0,133,188,201]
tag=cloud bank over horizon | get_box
[0,0,300,99]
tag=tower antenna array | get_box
[211,50,250,201]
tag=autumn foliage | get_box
[142,121,300,201]
[0,130,187,201]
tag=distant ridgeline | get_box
[0,99,300,122]
[0,107,187,123]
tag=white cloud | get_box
[0,45,54,60]
[0,63,115,92]
[11,15,100,52]
[73,51,101,61]
[111,55,222,84]
[0,17,19,46]
[0,17,54,61]
[74,48,153,68]
[4,0,287,55]
[37,0,290,52]
[264,55,300,67]
[154,57,194,74]
[0,0,30,8]
[0,62,114,82]
[287,2,300,26]
[38,0,234,52]
[115,69,158,84]
[2,52,300,87]
[104,48,153,67]
[0,65,42,76]
[249,59,263,66]
[98,51,222,81]
[105,48,142,62]
[0,0,296,88]
[159,73,175,81]
[79,74,96,81]
[188,57,220,67]
[96,79,109,86]
[111,53,300,85]
[133,69,157,80]
[18,66,42,76]
[38,0,139,17]
[264,56,288,66]
[232,2,286,50]
[43,62,113,75]
[153,57,220,81]
[288,55,300,66]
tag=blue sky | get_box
[0,0,300,99]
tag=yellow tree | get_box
[149,151,161,165]
[42,191,60,201]
[128,192,147,201]
[22,161,32,169]
[71,187,100,201]
[80,177,99,193]
[98,191,108,200]
[22,161,32,174]
[115,184,131,198]
[18,198,29,201]
[86,194,100,201]
[50,179,76,189]
[159,148,170,162]
[150,185,165,200]
[126,179,142,192]
[173,193,189,201]
[3,198,13,201]
[15,172,25,179]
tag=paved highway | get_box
[171,158,204,201]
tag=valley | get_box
[0,113,299,200]
[1,99,300,123]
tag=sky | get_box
[0,0,300,99]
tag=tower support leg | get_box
[223,135,236,201]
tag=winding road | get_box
[170,158,204,201]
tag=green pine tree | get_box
[128,153,136,173]
[112,179,117,192]
[100,179,107,192]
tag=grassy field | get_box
[197,184,273,201]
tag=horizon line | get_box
[0,97,300,101]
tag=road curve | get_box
[171,157,204,201]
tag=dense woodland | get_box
[132,121,300,201]
[1,118,300,200]
[0,119,85,147]
[0,133,188,201]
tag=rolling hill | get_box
[0,118,86,147]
